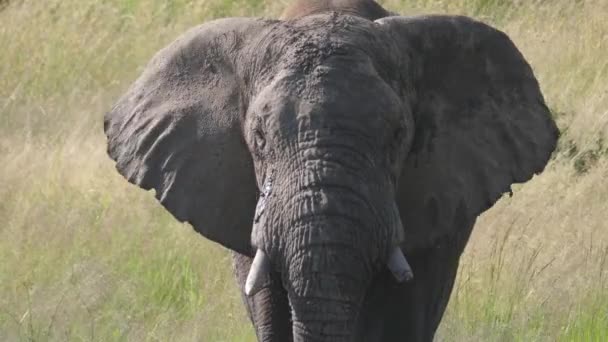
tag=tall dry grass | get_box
[1,0,606,340]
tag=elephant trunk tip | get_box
[387,246,414,282]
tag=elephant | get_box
[103,0,559,341]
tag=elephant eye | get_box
[254,129,266,151]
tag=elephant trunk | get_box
[251,146,412,340]
[291,294,359,342]
[287,225,367,342]
[281,191,379,342]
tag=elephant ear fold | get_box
[376,16,559,246]
[104,18,274,255]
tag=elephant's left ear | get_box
[376,15,559,247]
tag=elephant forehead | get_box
[249,70,406,153]
[258,13,396,76]
[244,14,408,140]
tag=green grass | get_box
[0,145,249,341]
[1,0,607,341]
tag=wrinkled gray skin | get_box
[104,0,559,341]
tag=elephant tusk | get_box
[245,249,271,296]
[387,247,414,282]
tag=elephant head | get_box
[104,1,558,340]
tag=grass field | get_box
[1,0,607,340]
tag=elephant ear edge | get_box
[376,15,559,249]
[104,18,274,255]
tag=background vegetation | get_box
[1,0,606,340]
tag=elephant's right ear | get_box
[376,16,559,247]
[104,18,274,255]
